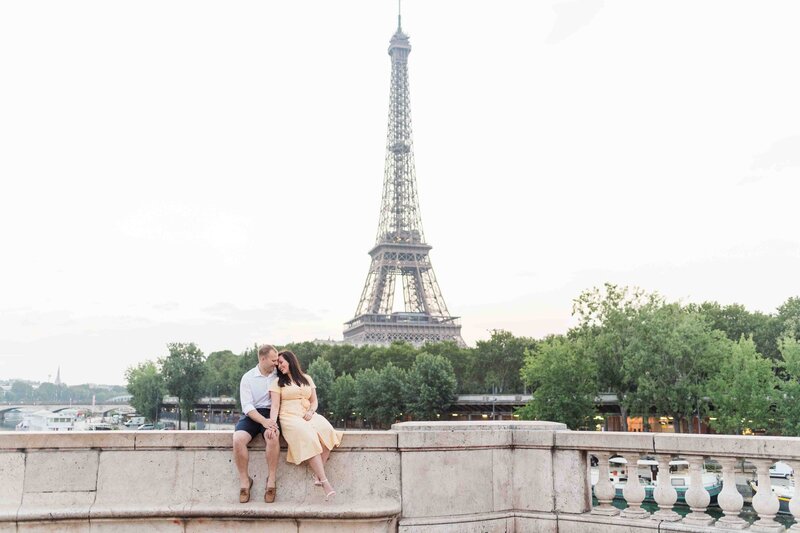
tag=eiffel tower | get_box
[343,13,464,347]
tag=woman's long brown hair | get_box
[277,350,310,387]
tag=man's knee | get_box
[264,433,280,451]
[233,430,252,449]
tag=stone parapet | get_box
[2,425,800,532]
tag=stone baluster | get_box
[620,453,649,519]
[785,460,800,532]
[591,452,620,516]
[716,457,747,530]
[750,459,785,532]
[651,454,680,522]
[682,455,715,527]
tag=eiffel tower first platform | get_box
[343,14,464,348]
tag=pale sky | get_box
[1,1,799,385]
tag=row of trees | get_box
[1,381,128,404]
[126,287,800,433]
[126,342,461,428]
[518,284,800,435]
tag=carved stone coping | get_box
[557,431,800,460]
[0,430,397,451]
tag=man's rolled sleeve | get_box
[240,375,255,415]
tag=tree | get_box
[572,283,662,431]
[374,363,408,427]
[307,357,335,413]
[777,335,800,436]
[382,342,418,370]
[330,373,357,428]
[125,360,166,422]
[423,341,481,393]
[406,352,457,420]
[474,330,535,393]
[9,381,34,403]
[282,341,329,370]
[625,304,727,433]
[777,297,800,339]
[354,368,384,428]
[161,342,207,429]
[202,350,241,398]
[708,336,778,434]
[693,301,780,361]
[517,336,597,429]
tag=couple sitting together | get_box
[232,344,342,503]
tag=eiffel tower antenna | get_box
[343,12,464,347]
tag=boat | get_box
[591,457,723,504]
[15,410,75,431]
[748,478,794,515]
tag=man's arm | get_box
[264,390,281,439]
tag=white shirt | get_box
[239,365,279,415]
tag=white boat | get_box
[591,457,723,504]
[16,410,75,431]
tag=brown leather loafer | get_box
[265,483,276,503]
[239,477,253,504]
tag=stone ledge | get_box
[10,500,400,523]
[0,430,397,452]
[556,512,721,532]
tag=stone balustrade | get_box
[1,422,799,532]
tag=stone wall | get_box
[2,422,799,532]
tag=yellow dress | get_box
[269,374,343,465]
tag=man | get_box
[233,344,281,503]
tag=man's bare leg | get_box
[265,432,280,489]
[233,430,253,488]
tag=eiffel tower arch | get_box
[343,14,464,348]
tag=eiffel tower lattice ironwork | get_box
[343,14,464,347]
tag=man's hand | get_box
[265,426,279,440]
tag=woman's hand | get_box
[303,410,315,421]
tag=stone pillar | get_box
[751,459,785,533]
[591,451,620,516]
[716,457,747,530]
[682,455,714,527]
[651,454,680,522]
[620,454,649,519]
[393,420,566,533]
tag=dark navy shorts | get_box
[234,408,279,439]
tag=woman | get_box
[268,350,342,500]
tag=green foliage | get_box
[406,352,457,420]
[777,297,800,339]
[125,360,166,422]
[572,283,663,429]
[354,368,384,428]
[160,342,207,426]
[777,336,800,436]
[475,330,535,393]
[281,341,327,370]
[307,357,335,412]
[422,341,480,393]
[201,350,241,397]
[518,336,597,429]
[625,304,727,429]
[708,336,778,434]
[329,373,357,426]
[692,301,780,361]
[374,363,408,427]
